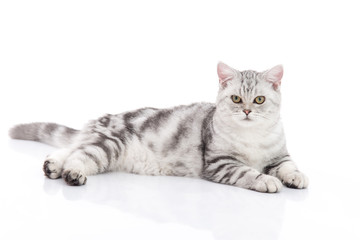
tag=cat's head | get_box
[216,62,283,128]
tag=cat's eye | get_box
[254,96,266,104]
[231,95,242,103]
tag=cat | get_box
[9,62,308,193]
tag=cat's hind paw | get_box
[282,171,309,189]
[43,159,62,179]
[62,170,87,186]
[251,174,283,193]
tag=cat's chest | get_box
[236,142,271,167]
[220,131,285,171]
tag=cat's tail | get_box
[9,122,79,148]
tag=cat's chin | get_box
[230,116,258,127]
[238,118,258,127]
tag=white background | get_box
[1,0,360,239]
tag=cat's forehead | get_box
[236,70,263,94]
[239,70,260,81]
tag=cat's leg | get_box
[43,148,71,179]
[202,156,283,193]
[264,156,309,189]
[61,140,121,186]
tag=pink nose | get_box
[243,109,251,115]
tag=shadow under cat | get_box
[43,170,308,240]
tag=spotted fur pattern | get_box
[9,62,308,192]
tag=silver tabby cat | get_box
[9,62,308,193]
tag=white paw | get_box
[62,170,87,186]
[251,174,283,193]
[282,171,309,189]
[43,159,63,179]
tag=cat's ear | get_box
[264,65,283,90]
[217,62,237,87]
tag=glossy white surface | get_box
[1,0,360,239]
[2,130,360,240]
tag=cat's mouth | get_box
[243,116,252,121]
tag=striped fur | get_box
[9,63,308,192]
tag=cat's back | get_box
[112,102,215,136]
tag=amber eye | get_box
[231,95,242,103]
[254,96,266,104]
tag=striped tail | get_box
[9,122,79,148]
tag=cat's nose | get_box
[243,109,251,115]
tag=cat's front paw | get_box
[251,174,283,193]
[62,170,87,186]
[282,171,308,189]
